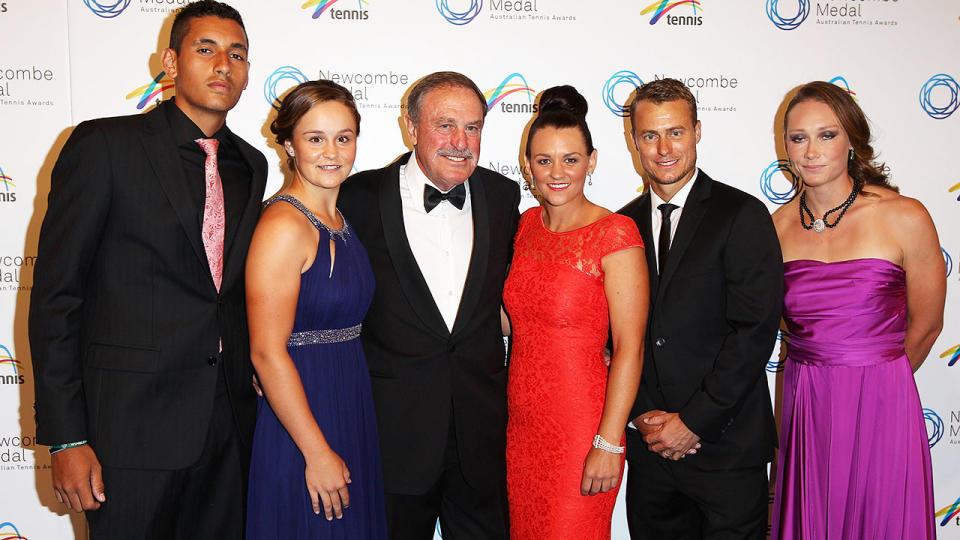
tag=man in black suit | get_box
[618,78,783,539]
[338,71,519,539]
[28,2,266,537]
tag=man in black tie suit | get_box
[28,2,266,537]
[338,71,520,539]
[618,78,783,539]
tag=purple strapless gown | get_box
[771,258,935,539]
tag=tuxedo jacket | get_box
[29,100,267,470]
[338,153,520,494]
[618,170,782,470]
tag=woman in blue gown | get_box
[245,80,386,539]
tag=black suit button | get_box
[207,355,218,366]
[655,338,666,347]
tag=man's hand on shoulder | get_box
[51,445,105,512]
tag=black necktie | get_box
[658,203,678,274]
[423,183,467,212]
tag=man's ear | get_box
[404,115,418,146]
[160,48,178,79]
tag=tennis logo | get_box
[83,0,130,18]
[944,248,953,278]
[766,0,810,30]
[0,165,14,203]
[829,76,856,99]
[641,0,703,26]
[264,66,309,110]
[937,497,960,527]
[437,0,482,25]
[0,344,23,385]
[919,74,959,120]
[485,73,536,113]
[126,72,174,110]
[941,344,960,367]
[760,160,798,205]
[602,70,644,118]
[302,0,370,20]
[0,522,27,540]
[765,331,786,373]
[950,181,960,202]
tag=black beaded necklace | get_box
[799,179,862,233]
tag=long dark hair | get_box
[784,81,897,192]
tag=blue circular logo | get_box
[437,0,482,25]
[263,66,310,110]
[766,331,786,373]
[83,0,131,18]
[919,74,960,120]
[760,159,799,205]
[766,0,810,30]
[943,247,953,278]
[923,408,944,448]
[602,70,644,118]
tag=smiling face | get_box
[405,85,485,191]
[785,99,852,189]
[525,126,596,209]
[283,100,358,191]
[631,99,701,200]
[162,15,249,134]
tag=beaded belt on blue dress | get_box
[287,324,362,347]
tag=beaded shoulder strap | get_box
[263,194,351,243]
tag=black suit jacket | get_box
[618,170,782,470]
[338,153,520,494]
[29,100,267,470]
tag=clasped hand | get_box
[305,449,351,521]
[634,410,701,461]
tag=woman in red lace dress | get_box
[502,86,648,539]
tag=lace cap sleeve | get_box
[599,214,644,259]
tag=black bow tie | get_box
[423,183,467,212]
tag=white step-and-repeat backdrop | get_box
[1,1,958,538]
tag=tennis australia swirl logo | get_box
[942,344,960,367]
[919,74,959,120]
[602,70,644,117]
[950,180,960,202]
[83,0,131,18]
[829,76,856,99]
[924,408,944,448]
[302,0,370,20]
[485,73,536,113]
[437,0,482,25]
[0,164,14,203]
[641,0,703,26]
[0,345,23,385]
[760,159,799,205]
[264,66,309,110]
[0,522,28,540]
[766,0,810,30]
[126,72,174,110]
[937,497,960,527]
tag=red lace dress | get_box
[503,207,643,539]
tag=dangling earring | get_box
[587,174,593,186]
[522,181,530,191]
[848,148,854,161]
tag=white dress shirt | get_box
[400,156,474,332]
[649,169,699,272]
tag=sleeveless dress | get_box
[502,207,643,539]
[246,195,387,540]
[771,258,935,540]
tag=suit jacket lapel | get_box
[220,129,266,291]
[658,171,711,293]
[379,154,450,338]
[141,102,208,276]
[451,172,490,337]
[635,192,659,295]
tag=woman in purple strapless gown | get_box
[770,82,945,539]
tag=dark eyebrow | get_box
[194,37,248,53]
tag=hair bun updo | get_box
[538,85,588,118]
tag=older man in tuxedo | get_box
[338,71,520,539]
[28,2,266,537]
[618,78,783,539]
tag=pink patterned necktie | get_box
[196,138,225,292]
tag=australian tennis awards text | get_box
[0,65,55,104]
[816,0,899,26]
[0,255,35,291]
